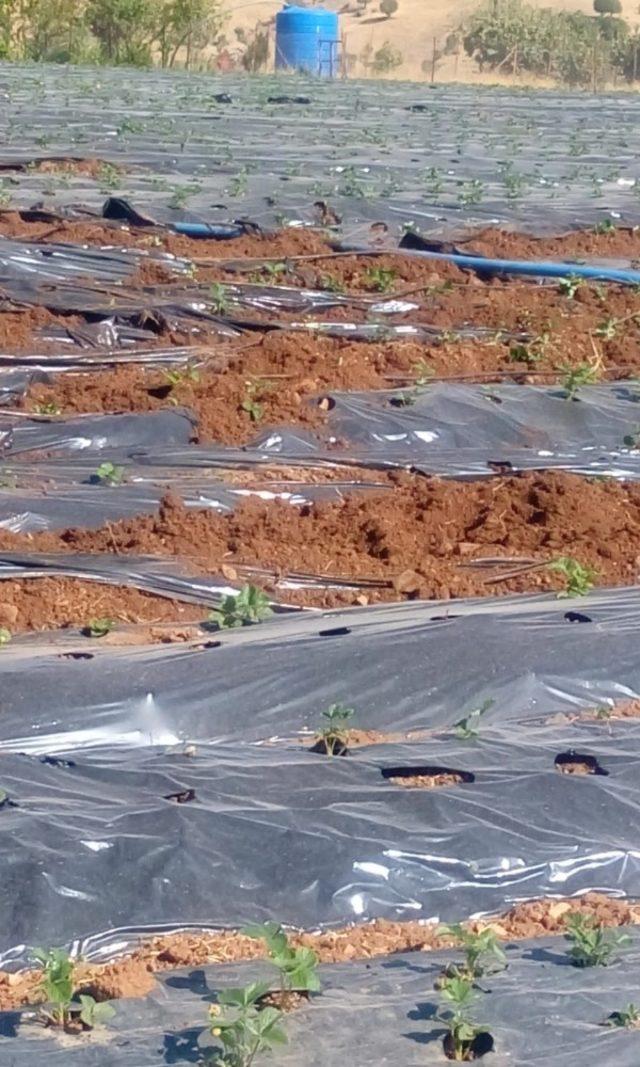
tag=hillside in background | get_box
[226,0,640,81]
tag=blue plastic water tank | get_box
[275,5,340,76]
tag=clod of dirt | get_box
[78,959,156,1002]
[382,765,474,788]
[555,751,608,776]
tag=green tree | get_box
[594,0,622,13]
[85,0,155,65]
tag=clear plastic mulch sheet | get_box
[0,590,639,1061]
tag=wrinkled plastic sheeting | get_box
[3,944,640,1066]
[0,235,189,284]
[2,68,640,236]
[0,408,195,456]
[0,589,637,954]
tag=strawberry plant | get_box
[593,219,616,235]
[34,401,61,415]
[210,282,229,314]
[241,380,265,423]
[33,947,114,1030]
[438,975,490,1062]
[319,274,346,294]
[564,912,631,967]
[94,462,125,487]
[437,925,506,980]
[208,982,286,1066]
[558,275,584,299]
[163,364,200,391]
[452,698,493,740]
[85,618,115,638]
[208,585,272,629]
[558,361,601,399]
[242,922,321,993]
[364,265,396,292]
[0,628,11,647]
[548,557,597,597]
[605,1003,640,1028]
[314,702,355,755]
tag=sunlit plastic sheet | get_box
[0,235,189,284]
[3,941,640,1066]
[2,68,640,237]
[0,408,196,455]
[0,588,636,959]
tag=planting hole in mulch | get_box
[555,751,608,776]
[564,611,592,624]
[443,1030,494,1061]
[318,626,351,637]
[257,989,309,1012]
[309,737,350,756]
[381,765,475,789]
[163,789,196,803]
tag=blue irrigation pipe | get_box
[171,222,246,239]
[396,249,640,286]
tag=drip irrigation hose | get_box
[405,249,640,286]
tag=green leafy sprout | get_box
[241,380,265,423]
[94,462,125,487]
[564,912,631,968]
[208,585,272,629]
[241,921,321,993]
[0,628,11,648]
[319,273,346,294]
[34,401,62,416]
[208,982,287,1067]
[85,618,115,638]
[438,975,488,1062]
[558,274,585,299]
[593,219,616,235]
[452,698,494,741]
[437,924,506,980]
[548,556,597,598]
[557,361,601,400]
[210,282,229,315]
[315,702,355,755]
[364,265,396,292]
[605,1003,640,1028]
[34,947,115,1030]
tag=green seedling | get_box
[210,283,229,315]
[319,273,346,294]
[605,1003,640,1028]
[94,462,125,487]
[163,364,200,403]
[364,265,396,292]
[412,359,434,387]
[241,380,265,423]
[85,618,115,638]
[594,704,613,721]
[508,332,550,366]
[34,401,61,416]
[97,162,120,191]
[548,556,597,598]
[242,922,321,993]
[558,361,601,399]
[593,219,616,235]
[594,316,619,341]
[208,982,286,1067]
[564,912,631,967]
[315,702,355,755]
[558,275,584,300]
[34,947,114,1030]
[452,699,493,741]
[438,975,489,1062]
[260,261,288,280]
[208,585,272,629]
[437,924,506,980]
[0,628,11,648]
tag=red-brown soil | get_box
[0,472,637,608]
[459,225,640,262]
[0,577,208,633]
[0,892,635,1012]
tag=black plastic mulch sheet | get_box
[0,235,189,284]
[0,588,637,963]
[1,67,640,236]
[3,943,640,1066]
